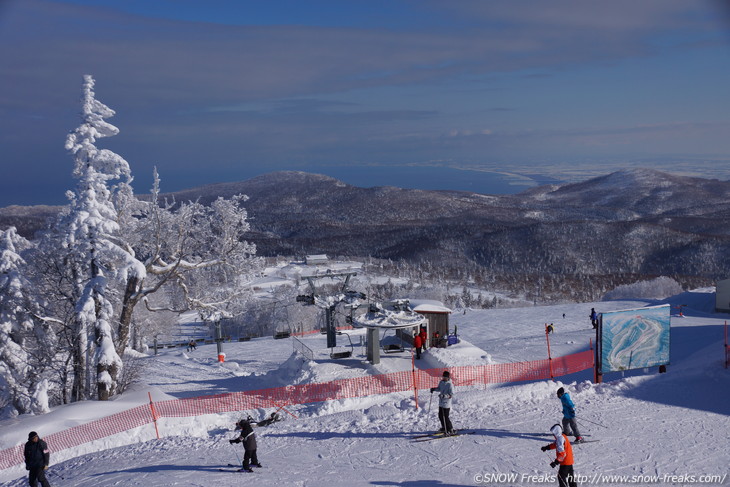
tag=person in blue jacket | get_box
[557,387,583,443]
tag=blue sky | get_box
[1,0,729,206]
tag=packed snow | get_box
[0,290,728,486]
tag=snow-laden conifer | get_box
[61,74,143,400]
[0,227,54,416]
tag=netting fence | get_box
[0,349,593,470]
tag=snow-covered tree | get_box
[10,75,258,407]
[0,227,54,417]
[60,74,145,401]
[119,169,259,338]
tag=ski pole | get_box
[578,417,607,429]
[229,441,242,465]
[428,391,434,415]
[48,468,65,481]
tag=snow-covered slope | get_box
[0,291,728,486]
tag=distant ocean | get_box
[312,165,562,195]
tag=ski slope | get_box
[0,291,728,486]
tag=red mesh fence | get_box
[0,349,593,470]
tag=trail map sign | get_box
[597,304,670,373]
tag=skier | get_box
[546,323,554,334]
[187,339,197,352]
[413,332,423,359]
[589,308,598,329]
[557,387,583,443]
[229,419,262,472]
[541,424,577,487]
[430,370,455,435]
[24,431,51,487]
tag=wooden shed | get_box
[395,300,452,348]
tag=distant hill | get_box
[2,169,729,299]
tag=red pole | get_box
[272,402,298,419]
[148,392,160,439]
[725,321,728,369]
[545,326,554,379]
[412,351,419,409]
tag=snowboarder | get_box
[413,332,423,359]
[256,412,281,427]
[229,419,261,472]
[589,308,598,329]
[541,424,577,487]
[557,387,583,443]
[24,431,51,487]
[430,370,455,435]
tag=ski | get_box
[572,439,600,445]
[413,430,474,442]
[411,432,446,439]
[219,468,256,473]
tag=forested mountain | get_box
[3,168,729,300]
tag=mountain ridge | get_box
[2,169,729,300]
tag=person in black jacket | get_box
[24,431,51,487]
[229,419,261,472]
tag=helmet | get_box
[556,387,565,397]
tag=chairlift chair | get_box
[330,331,354,359]
[380,328,405,353]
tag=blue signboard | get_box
[599,305,670,373]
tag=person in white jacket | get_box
[430,370,455,435]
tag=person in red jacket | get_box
[419,327,428,349]
[541,424,576,487]
[413,332,423,359]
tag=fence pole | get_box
[148,392,160,439]
[272,401,298,419]
[412,351,419,410]
[725,321,728,369]
[545,326,554,379]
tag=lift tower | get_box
[296,269,364,348]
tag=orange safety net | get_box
[0,349,594,470]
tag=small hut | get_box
[394,299,452,348]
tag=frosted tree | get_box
[117,169,259,345]
[61,74,145,401]
[0,227,54,417]
[28,74,258,406]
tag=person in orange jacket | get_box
[541,423,577,487]
[413,332,423,359]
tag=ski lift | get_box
[380,328,405,354]
[330,331,354,359]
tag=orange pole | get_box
[545,327,554,379]
[148,392,160,439]
[725,321,728,369]
[412,351,419,410]
[272,402,298,419]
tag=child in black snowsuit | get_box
[24,431,51,487]
[229,419,261,472]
